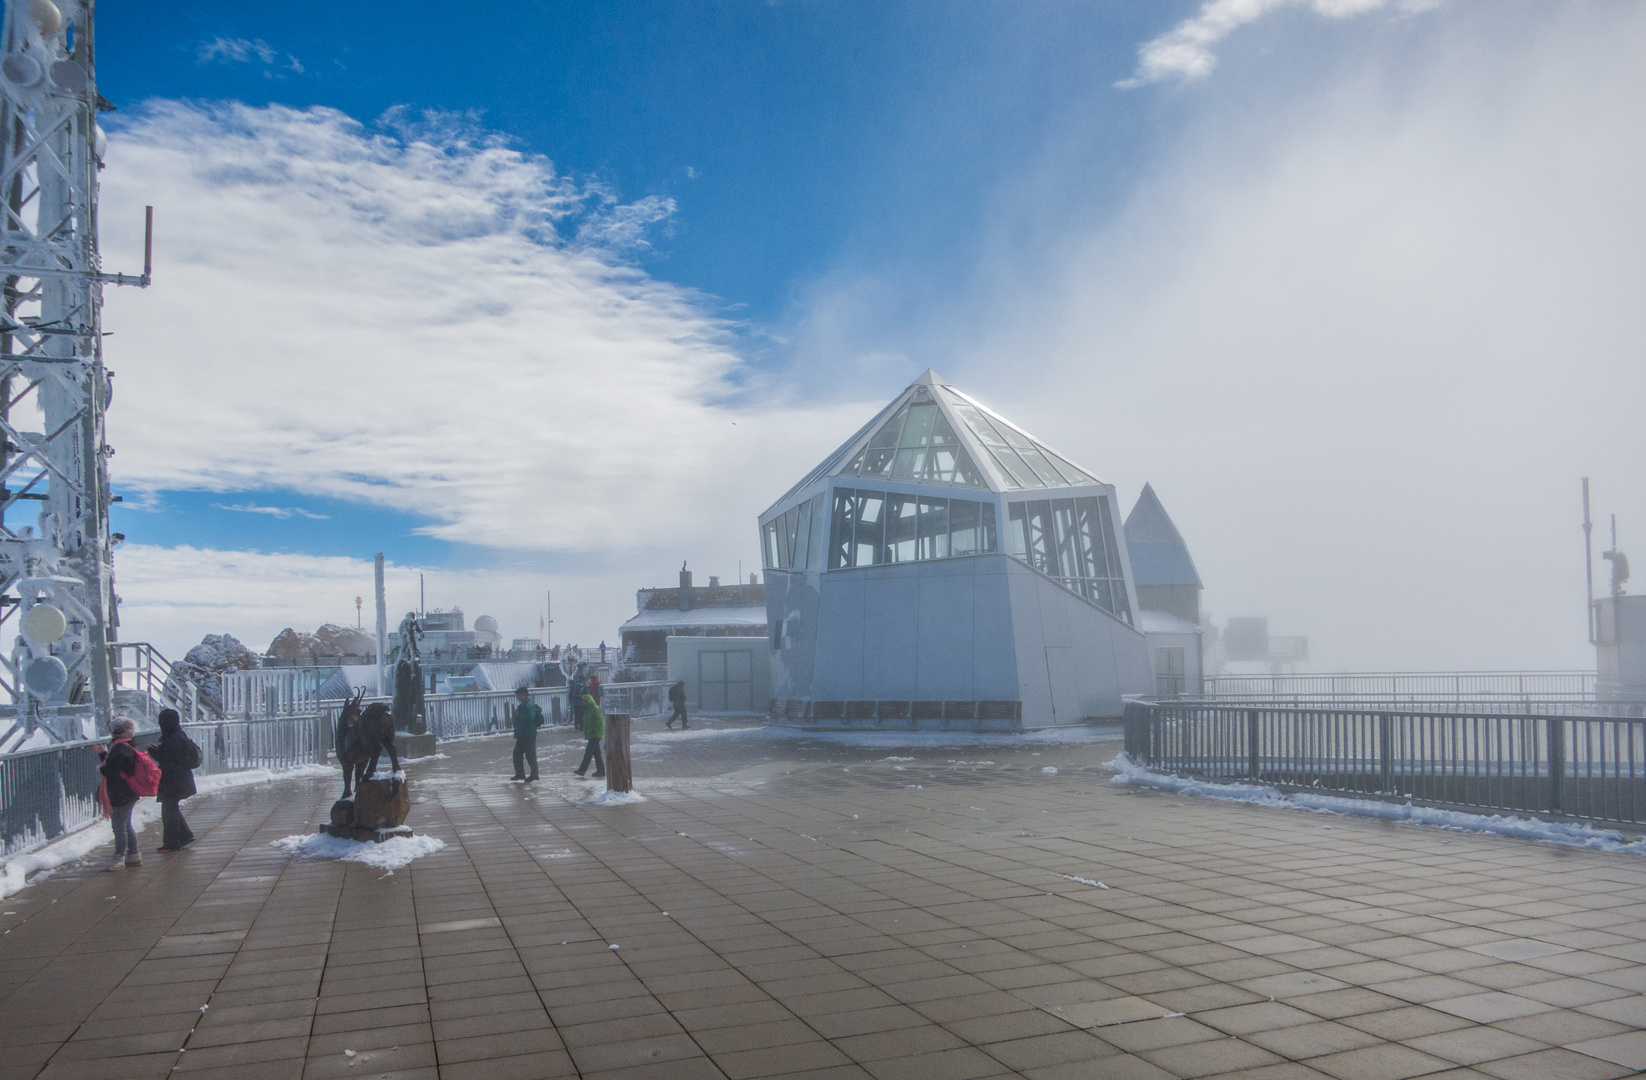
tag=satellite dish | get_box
[49,59,86,94]
[2,54,41,88]
[21,603,67,644]
[24,655,67,696]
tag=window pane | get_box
[917,498,949,560]
[886,495,919,562]
[794,497,813,570]
[763,522,778,569]
[1025,501,1056,576]
[928,410,961,447]
[860,446,896,477]
[1052,498,1080,580]
[949,499,978,555]
[900,403,937,448]
[953,449,986,488]
[980,502,997,552]
[890,447,926,481]
[854,491,885,566]
[1075,497,1108,579]
[868,404,908,450]
[830,489,856,569]
[843,448,866,475]
[1006,502,1027,557]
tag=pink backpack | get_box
[127,745,162,797]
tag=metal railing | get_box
[220,668,328,719]
[597,681,669,717]
[1203,670,1597,702]
[111,642,215,723]
[1125,700,1646,826]
[315,686,570,740]
[2,711,331,859]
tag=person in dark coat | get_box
[97,717,142,870]
[509,686,544,781]
[569,674,587,728]
[666,680,688,730]
[150,708,199,852]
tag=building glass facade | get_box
[826,488,997,569]
[1005,496,1131,623]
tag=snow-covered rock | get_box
[267,624,376,663]
[168,633,260,710]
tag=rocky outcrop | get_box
[170,634,260,710]
[266,624,376,663]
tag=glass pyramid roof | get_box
[773,371,1104,508]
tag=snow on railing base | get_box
[1105,752,1646,855]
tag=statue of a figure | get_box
[397,611,423,661]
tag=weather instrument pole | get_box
[0,1,149,744]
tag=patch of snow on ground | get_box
[1041,767,1058,774]
[883,756,915,762]
[2,761,346,900]
[634,726,763,743]
[272,832,445,871]
[1056,874,1109,889]
[580,789,647,806]
[762,725,1119,749]
[1107,753,1646,855]
[1,802,160,899]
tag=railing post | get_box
[1378,713,1393,793]
[1247,709,1259,779]
[1547,716,1565,814]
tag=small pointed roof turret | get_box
[1123,483,1201,587]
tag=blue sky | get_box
[86,2,1646,667]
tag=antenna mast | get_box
[0,1,144,743]
[1583,478,1595,644]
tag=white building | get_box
[759,370,1152,729]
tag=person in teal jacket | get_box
[573,693,605,779]
[509,686,544,781]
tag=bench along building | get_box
[759,370,1152,729]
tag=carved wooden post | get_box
[605,712,632,793]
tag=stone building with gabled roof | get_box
[759,370,1152,729]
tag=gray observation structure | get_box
[760,370,1151,729]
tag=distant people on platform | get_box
[569,673,587,728]
[151,708,201,852]
[510,686,543,782]
[599,640,607,663]
[574,691,606,779]
[667,680,689,730]
[587,674,603,704]
[96,717,145,870]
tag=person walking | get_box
[569,673,587,729]
[150,709,200,852]
[666,680,688,730]
[509,686,544,781]
[573,691,606,779]
[587,674,603,704]
[97,718,144,870]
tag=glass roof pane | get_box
[868,403,909,450]
[900,403,937,448]
[860,446,896,477]
[928,410,961,447]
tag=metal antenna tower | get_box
[0,0,146,745]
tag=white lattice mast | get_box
[0,0,144,744]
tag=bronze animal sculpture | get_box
[335,691,400,798]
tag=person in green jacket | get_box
[573,693,605,779]
[510,686,544,781]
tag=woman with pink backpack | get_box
[96,717,159,870]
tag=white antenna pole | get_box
[374,554,387,695]
[1584,478,1595,644]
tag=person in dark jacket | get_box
[150,708,199,852]
[509,686,544,781]
[666,680,688,730]
[569,674,587,728]
[573,693,606,779]
[97,717,142,870]
[587,674,603,704]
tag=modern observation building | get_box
[759,370,1152,729]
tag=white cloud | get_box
[98,103,861,557]
[212,503,329,520]
[196,36,304,75]
[953,1,1646,670]
[1122,0,1446,87]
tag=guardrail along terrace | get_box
[1125,700,1646,827]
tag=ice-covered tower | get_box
[0,1,145,742]
[758,370,1152,729]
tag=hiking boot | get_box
[156,846,178,854]
[105,857,126,872]
[591,772,606,779]
[125,854,142,868]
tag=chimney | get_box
[749,573,759,585]
[679,563,693,611]
[708,575,720,588]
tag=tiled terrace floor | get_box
[3,722,1646,1080]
